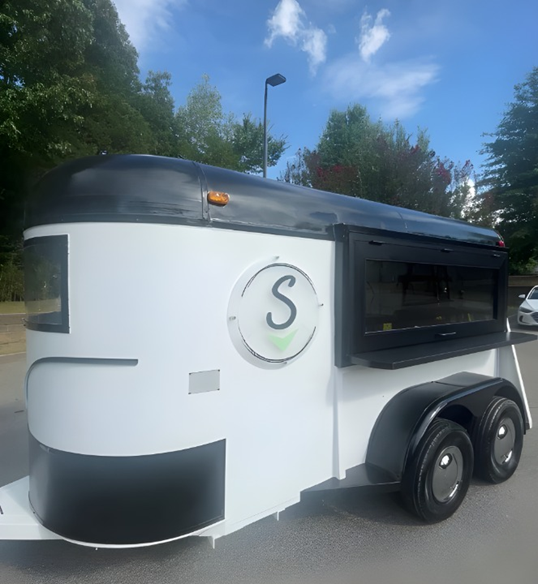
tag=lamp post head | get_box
[266,73,286,87]
[263,73,286,178]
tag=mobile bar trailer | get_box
[0,155,535,548]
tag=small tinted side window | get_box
[24,235,69,333]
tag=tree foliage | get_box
[283,104,472,219]
[136,70,178,157]
[176,76,286,173]
[481,67,538,272]
[0,1,287,265]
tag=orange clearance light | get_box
[207,191,230,206]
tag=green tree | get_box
[72,0,154,156]
[314,105,381,198]
[0,3,288,273]
[137,70,178,157]
[176,75,236,167]
[0,0,156,271]
[283,104,470,219]
[231,113,286,174]
[282,147,313,186]
[481,67,538,272]
[176,76,286,172]
[0,0,95,250]
[82,0,139,95]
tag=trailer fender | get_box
[366,372,527,482]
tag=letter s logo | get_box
[227,261,319,368]
[266,275,297,330]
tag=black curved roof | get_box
[26,154,501,247]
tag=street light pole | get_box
[263,73,286,178]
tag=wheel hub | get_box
[432,446,464,503]
[494,418,516,465]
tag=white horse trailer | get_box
[0,155,535,548]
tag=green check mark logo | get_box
[268,329,298,351]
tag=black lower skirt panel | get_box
[29,434,226,545]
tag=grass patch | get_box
[0,337,26,356]
[0,323,25,355]
[0,301,25,314]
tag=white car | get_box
[517,286,538,326]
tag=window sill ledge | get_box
[350,331,537,370]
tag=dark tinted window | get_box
[528,288,538,300]
[24,235,69,332]
[365,261,495,333]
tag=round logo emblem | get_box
[228,262,320,368]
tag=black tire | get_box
[402,419,474,523]
[472,397,524,484]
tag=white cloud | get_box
[323,55,439,119]
[302,27,327,72]
[265,0,327,74]
[265,0,305,45]
[112,0,186,52]
[320,7,438,119]
[358,9,391,63]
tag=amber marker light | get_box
[207,191,230,206]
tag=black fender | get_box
[366,372,528,482]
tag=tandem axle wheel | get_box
[402,397,524,523]
[402,418,474,523]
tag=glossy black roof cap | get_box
[26,154,502,247]
[25,155,203,228]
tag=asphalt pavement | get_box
[0,334,537,584]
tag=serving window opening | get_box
[24,235,69,333]
[335,226,509,368]
[365,261,496,333]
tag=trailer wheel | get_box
[402,419,473,523]
[472,397,524,484]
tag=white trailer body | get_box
[0,155,534,547]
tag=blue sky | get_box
[112,0,538,179]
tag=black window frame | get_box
[335,225,508,367]
[24,234,70,333]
